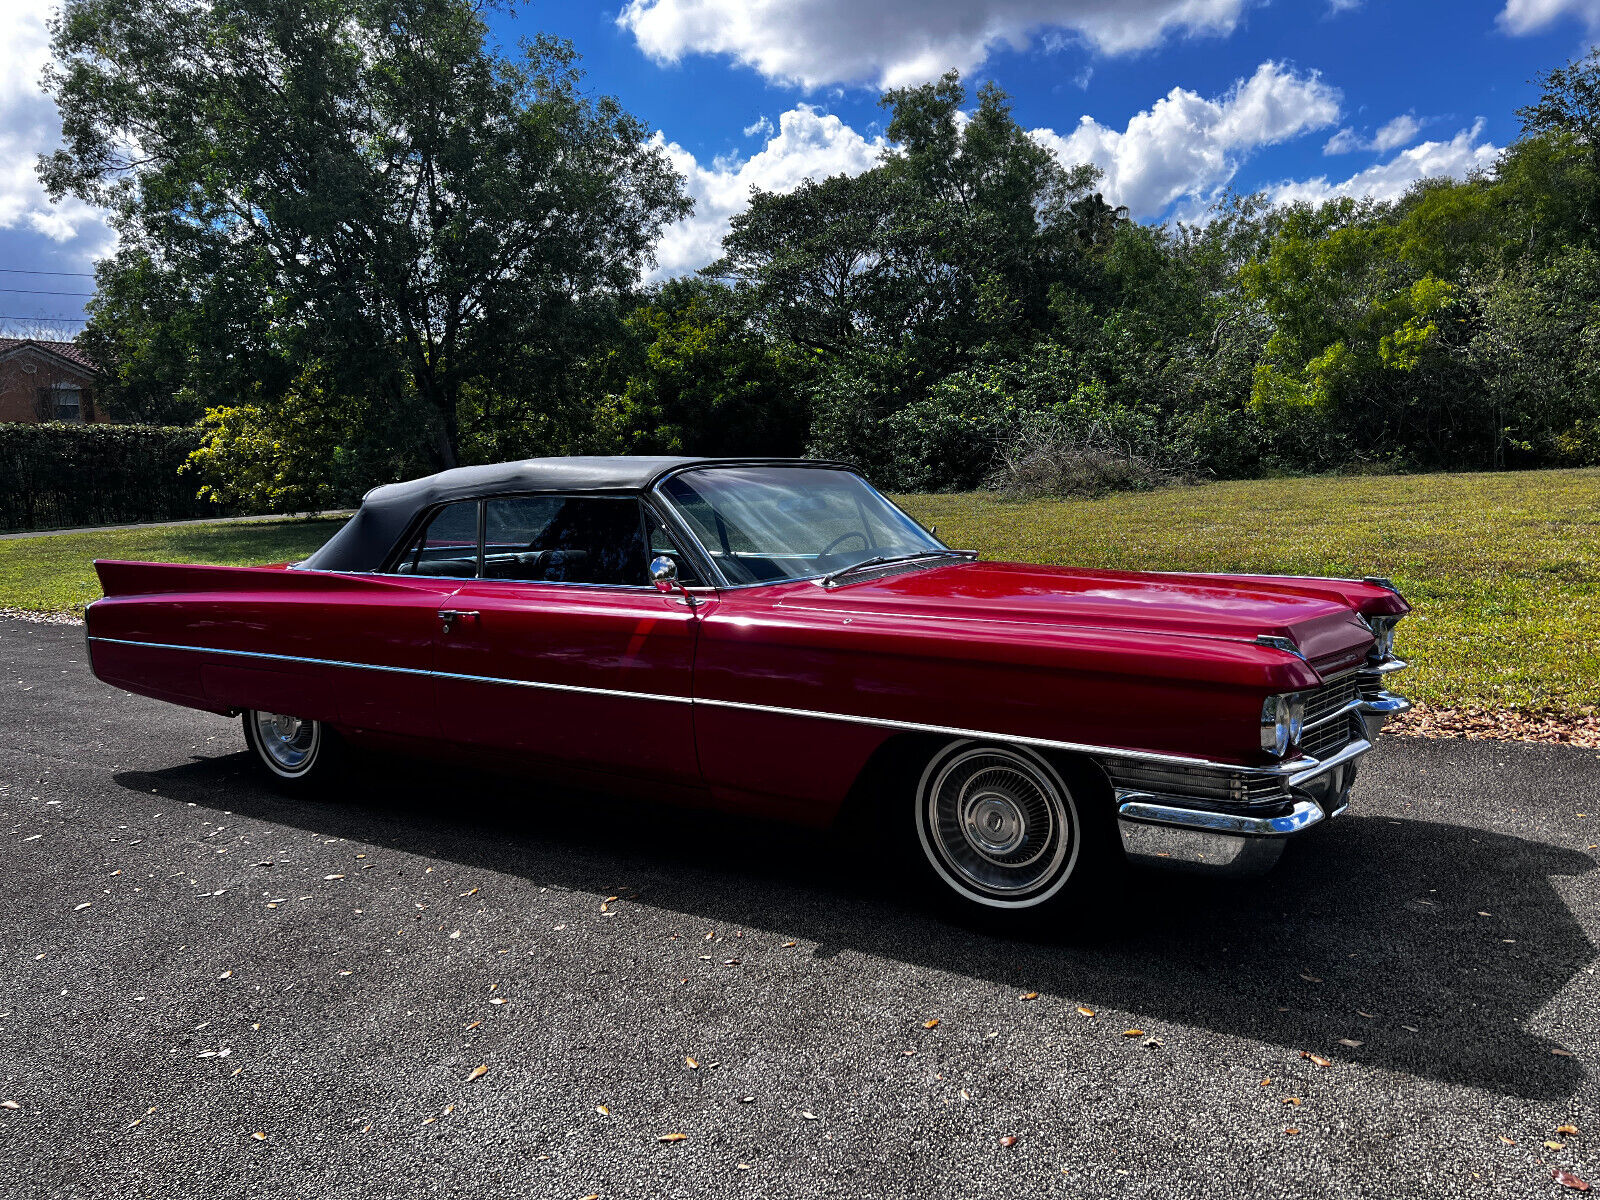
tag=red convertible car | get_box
[86,457,1409,917]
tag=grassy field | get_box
[0,518,348,616]
[3,467,1597,715]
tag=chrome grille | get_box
[1304,675,1361,727]
[1301,713,1358,760]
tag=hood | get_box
[777,560,1379,674]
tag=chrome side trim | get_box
[86,636,694,706]
[89,634,1323,776]
[1117,795,1326,837]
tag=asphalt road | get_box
[2,616,1596,1199]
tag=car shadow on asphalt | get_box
[115,751,1595,1103]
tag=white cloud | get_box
[1269,120,1499,207]
[1029,61,1342,217]
[0,1,112,262]
[1324,112,1422,156]
[742,116,774,138]
[1499,0,1600,34]
[618,0,1252,90]
[649,105,885,278]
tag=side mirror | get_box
[650,554,678,594]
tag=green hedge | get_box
[0,423,226,531]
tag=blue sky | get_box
[4,0,1599,333]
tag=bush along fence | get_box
[0,423,226,531]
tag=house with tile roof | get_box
[0,337,106,423]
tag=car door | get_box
[319,498,481,740]
[432,493,701,785]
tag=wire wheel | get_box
[246,710,322,778]
[916,743,1078,909]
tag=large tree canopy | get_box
[42,0,689,470]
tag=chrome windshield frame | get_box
[650,463,958,592]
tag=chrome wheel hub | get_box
[252,711,318,773]
[920,746,1075,904]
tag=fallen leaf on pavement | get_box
[250,1132,266,1141]
[1499,1135,1517,1145]
[597,1105,610,1116]
[1260,1078,1272,1086]
[73,902,91,911]
[1552,1048,1576,1057]
[0,1100,18,1110]
[802,1111,819,1120]
[1338,1039,1364,1048]
[999,1135,1018,1147]
[923,1019,940,1029]
[1142,1037,1164,1048]
[1283,1097,1302,1106]
[1356,1010,1376,1019]
[1284,1127,1301,1136]
[685,1057,698,1069]
[1121,1029,1145,1038]
[658,1132,688,1143]
[1553,1169,1590,1192]
[1076,1007,1095,1017]
[466,1065,488,1082]
[1300,1052,1332,1067]
[781,941,797,948]
[1299,974,1322,983]
[219,971,232,979]
[1547,1140,1567,1149]
[1019,992,1038,1001]
[1558,1125,1580,1135]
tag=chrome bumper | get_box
[1108,690,1410,877]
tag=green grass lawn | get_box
[3,467,1597,715]
[0,518,347,616]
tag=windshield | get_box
[659,466,951,586]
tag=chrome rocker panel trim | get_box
[86,635,1384,776]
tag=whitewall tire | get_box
[914,740,1083,911]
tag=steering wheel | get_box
[818,531,869,557]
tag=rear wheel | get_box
[912,740,1110,919]
[242,710,341,786]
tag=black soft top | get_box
[296,455,847,573]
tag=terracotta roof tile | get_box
[0,336,96,371]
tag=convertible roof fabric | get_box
[296,455,841,572]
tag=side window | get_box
[482,496,649,586]
[390,501,480,577]
[648,518,703,587]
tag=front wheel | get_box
[913,740,1103,916]
[241,710,342,786]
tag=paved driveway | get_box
[2,618,1596,1198]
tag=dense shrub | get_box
[0,423,216,531]
[990,410,1176,499]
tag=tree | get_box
[42,0,689,470]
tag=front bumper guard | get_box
[1111,693,1410,877]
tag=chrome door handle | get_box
[437,609,480,634]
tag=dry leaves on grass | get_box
[1391,703,1600,749]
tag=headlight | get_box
[1261,693,1306,757]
